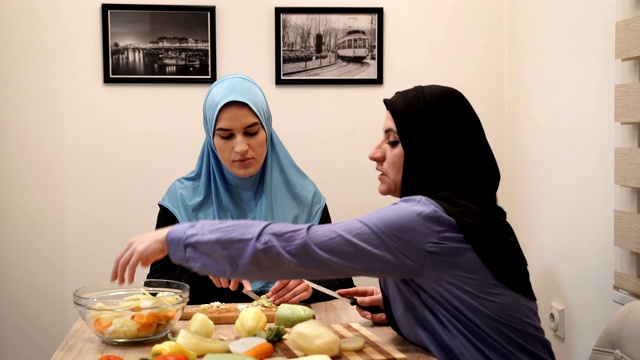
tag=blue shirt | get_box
[167,196,555,360]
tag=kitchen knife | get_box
[242,289,261,301]
[303,279,384,314]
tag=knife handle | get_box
[348,297,385,314]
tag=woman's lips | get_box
[234,157,254,167]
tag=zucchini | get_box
[273,304,314,328]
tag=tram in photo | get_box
[336,29,369,62]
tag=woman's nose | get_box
[369,144,382,162]
[234,138,249,153]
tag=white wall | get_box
[0,0,619,359]
[504,1,621,359]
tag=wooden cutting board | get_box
[180,303,278,324]
[275,323,407,360]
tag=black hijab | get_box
[383,85,536,302]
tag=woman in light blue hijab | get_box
[147,74,354,304]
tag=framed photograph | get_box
[101,4,216,84]
[275,7,383,85]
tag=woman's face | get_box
[213,102,267,178]
[369,111,404,197]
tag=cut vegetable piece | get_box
[106,317,140,339]
[229,336,267,354]
[273,304,314,328]
[340,336,365,351]
[242,341,275,360]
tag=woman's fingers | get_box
[111,245,135,284]
[209,276,223,287]
[241,280,253,292]
[111,227,171,284]
[228,279,241,291]
[267,280,312,305]
[337,286,381,298]
[355,304,387,324]
[209,277,248,291]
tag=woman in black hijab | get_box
[112,85,555,360]
[386,85,536,302]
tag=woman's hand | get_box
[208,277,252,292]
[207,278,313,305]
[265,280,313,305]
[337,287,387,324]
[111,226,172,284]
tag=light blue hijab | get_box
[159,74,326,293]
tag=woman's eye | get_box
[245,130,260,137]
[218,133,233,140]
[386,140,400,147]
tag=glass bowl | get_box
[73,279,189,344]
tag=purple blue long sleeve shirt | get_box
[167,196,555,360]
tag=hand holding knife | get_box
[303,279,384,314]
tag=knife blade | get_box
[303,279,384,314]
[242,289,261,301]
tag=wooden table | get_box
[52,299,436,360]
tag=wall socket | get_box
[549,302,565,339]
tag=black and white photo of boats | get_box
[103,6,214,83]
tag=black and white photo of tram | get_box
[276,7,382,84]
[337,29,369,62]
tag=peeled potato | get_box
[288,319,341,356]
[340,337,365,351]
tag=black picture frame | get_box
[101,4,216,84]
[275,7,383,85]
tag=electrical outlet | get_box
[549,302,565,339]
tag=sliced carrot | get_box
[243,341,275,360]
[137,322,158,336]
[163,309,176,320]
[132,311,162,326]
[93,317,113,334]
